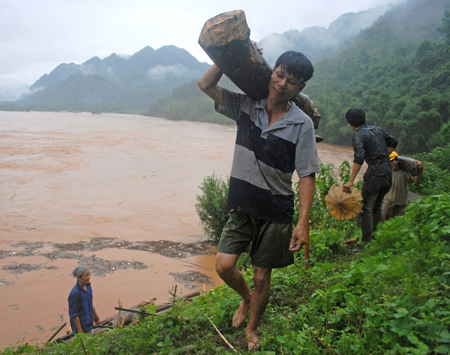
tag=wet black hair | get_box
[274,51,314,83]
[345,108,366,127]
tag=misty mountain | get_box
[305,0,450,154]
[30,45,208,92]
[14,45,209,112]
[259,5,391,65]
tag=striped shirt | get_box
[216,89,320,222]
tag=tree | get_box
[437,11,450,42]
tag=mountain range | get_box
[29,45,208,93]
[8,6,392,112]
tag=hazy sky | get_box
[0,0,404,100]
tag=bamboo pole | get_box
[207,316,238,353]
[47,322,66,343]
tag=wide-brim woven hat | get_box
[325,184,363,220]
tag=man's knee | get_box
[215,252,239,277]
[253,267,271,289]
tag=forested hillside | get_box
[149,0,450,156]
[307,0,450,154]
[143,77,239,124]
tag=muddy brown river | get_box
[0,111,358,348]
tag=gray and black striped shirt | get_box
[215,89,320,223]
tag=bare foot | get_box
[232,300,250,328]
[245,329,261,351]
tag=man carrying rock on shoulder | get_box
[382,151,424,221]
[198,48,320,350]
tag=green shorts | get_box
[217,210,294,269]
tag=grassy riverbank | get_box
[4,163,450,355]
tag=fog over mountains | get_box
[259,5,391,65]
[29,45,209,94]
[2,4,391,110]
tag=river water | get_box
[0,111,357,348]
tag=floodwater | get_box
[0,111,357,349]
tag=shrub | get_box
[195,173,229,242]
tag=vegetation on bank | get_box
[4,161,449,354]
[409,122,450,195]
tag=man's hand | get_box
[412,161,424,183]
[251,41,263,55]
[290,221,309,251]
[94,308,100,325]
[417,161,424,171]
[343,163,361,194]
[342,181,353,194]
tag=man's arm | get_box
[290,173,316,251]
[93,307,100,325]
[411,161,424,183]
[384,130,398,153]
[342,162,362,193]
[197,64,224,106]
[73,316,83,333]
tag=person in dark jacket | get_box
[342,108,398,245]
[68,265,100,335]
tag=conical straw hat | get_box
[325,184,363,220]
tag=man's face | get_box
[78,270,91,287]
[391,158,399,170]
[269,66,305,101]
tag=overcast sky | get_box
[0,0,404,100]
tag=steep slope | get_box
[306,0,450,153]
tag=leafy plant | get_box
[195,172,229,242]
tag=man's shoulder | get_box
[286,102,310,125]
[222,88,251,103]
[357,124,386,138]
[69,285,82,299]
[218,88,257,117]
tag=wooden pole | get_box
[114,307,158,316]
[47,322,66,343]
